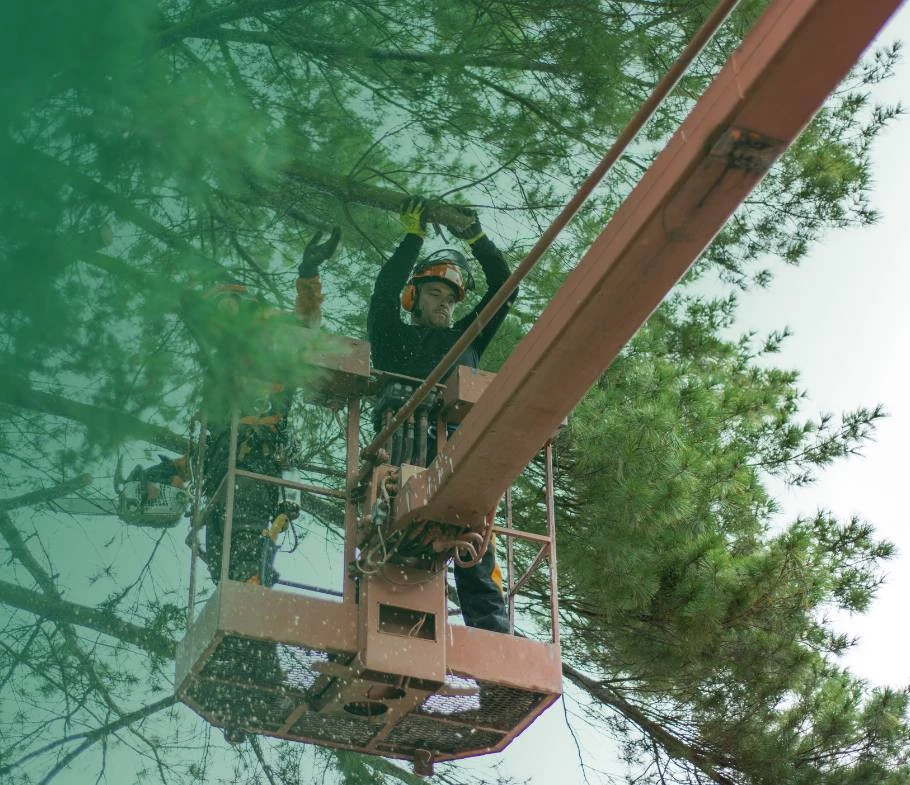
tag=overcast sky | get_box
[732,5,910,689]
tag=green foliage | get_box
[553,294,907,782]
[1,2,908,785]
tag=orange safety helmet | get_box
[400,249,475,312]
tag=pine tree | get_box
[1,2,908,784]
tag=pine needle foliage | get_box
[0,2,908,784]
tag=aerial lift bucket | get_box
[174,334,562,775]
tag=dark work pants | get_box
[454,545,509,633]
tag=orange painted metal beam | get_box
[396,0,904,529]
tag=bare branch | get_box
[562,663,737,785]
[0,579,176,660]
[193,28,566,75]
[1,695,176,780]
[0,377,187,452]
[0,475,92,512]
[157,0,304,49]
[0,511,127,715]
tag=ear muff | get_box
[400,283,417,312]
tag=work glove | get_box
[446,207,485,245]
[298,227,341,278]
[399,197,428,238]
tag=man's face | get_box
[413,281,457,328]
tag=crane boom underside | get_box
[395,0,905,530]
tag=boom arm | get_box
[395,0,905,529]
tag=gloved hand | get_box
[400,197,428,238]
[446,207,485,245]
[298,227,341,278]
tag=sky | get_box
[732,6,910,689]
[479,4,910,783]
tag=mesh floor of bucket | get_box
[181,634,552,760]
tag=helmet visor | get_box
[415,249,476,293]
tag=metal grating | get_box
[189,636,340,733]
[381,713,504,755]
[199,635,335,688]
[289,711,378,747]
[200,635,286,688]
[187,680,299,733]
[420,674,481,716]
[182,631,556,762]
[419,679,548,731]
[278,644,335,693]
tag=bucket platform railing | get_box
[175,333,562,776]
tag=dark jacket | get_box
[367,234,516,378]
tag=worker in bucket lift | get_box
[367,197,518,634]
[174,228,340,587]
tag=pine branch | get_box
[0,625,43,693]
[562,663,739,785]
[18,145,232,283]
[0,695,176,780]
[280,161,477,228]
[0,511,126,716]
[248,736,280,785]
[466,69,602,156]
[0,474,92,512]
[0,376,186,452]
[196,28,566,75]
[156,0,304,49]
[35,738,93,785]
[0,578,176,659]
